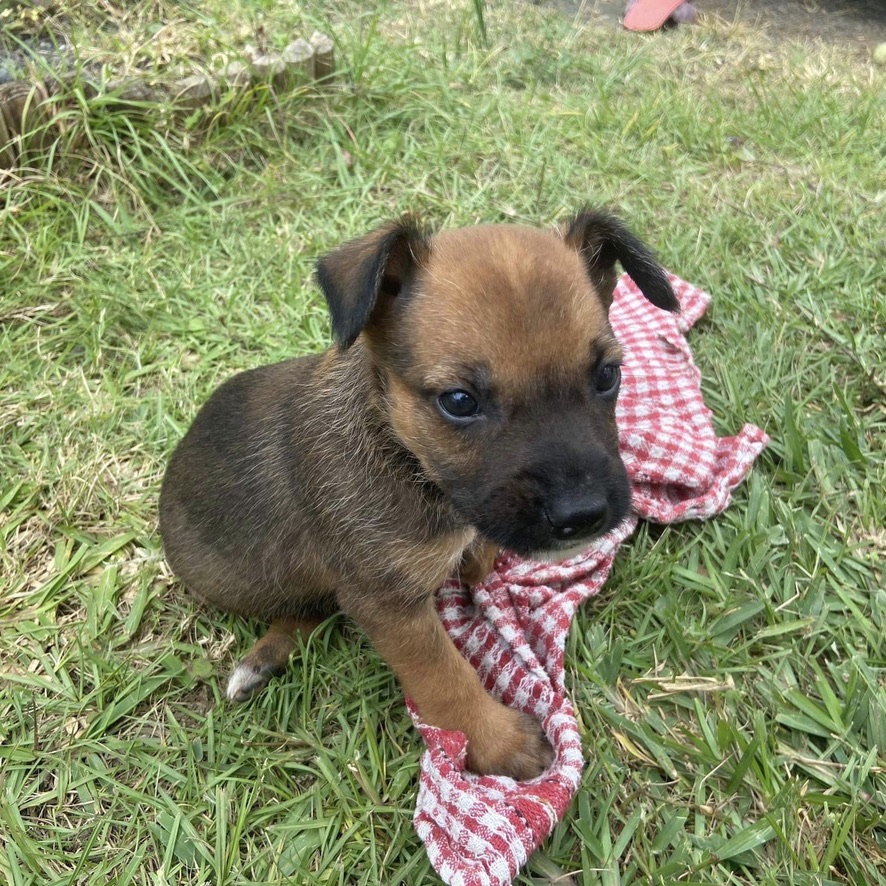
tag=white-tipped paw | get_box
[226,662,272,703]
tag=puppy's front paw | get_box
[226,659,285,703]
[458,540,500,587]
[466,703,554,780]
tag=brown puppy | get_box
[159,211,678,780]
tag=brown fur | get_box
[159,211,677,780]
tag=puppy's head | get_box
[316,211,678,559]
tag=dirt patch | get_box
[543,0,886,51]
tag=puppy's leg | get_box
[361,597,553,780]
[458,538,500,587]
[227,616,324,703]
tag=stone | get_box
[0,108,14,170]
[219,60,250,91]
[309,32,335,81]
[281,39,315,88]
[0,79,53,165]
[173,73,217,111]
[250,53,285,89]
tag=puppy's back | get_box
[159,356,328,615]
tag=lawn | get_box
[1,1,884,884]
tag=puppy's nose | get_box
[545,494,609,541]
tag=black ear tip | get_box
[627,264,680,312]
[564,207,680,312]
[315,261,350,345]
[648,273,680,313]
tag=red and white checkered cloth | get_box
[408,273,769,886]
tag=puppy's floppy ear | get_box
[562,210,679,312]
[316,219,430,349]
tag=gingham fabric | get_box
[409,273,770,886]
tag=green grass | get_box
[2,1,884,884]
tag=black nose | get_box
[545,493,610,541]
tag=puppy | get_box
[159,210,677,780]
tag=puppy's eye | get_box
[595,364,621,396]
[438,390,480,421]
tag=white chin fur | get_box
[529,541,592,563]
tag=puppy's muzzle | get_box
[544,492,610,542]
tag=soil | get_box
[541,0,886,52]
[0,37,73,85]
